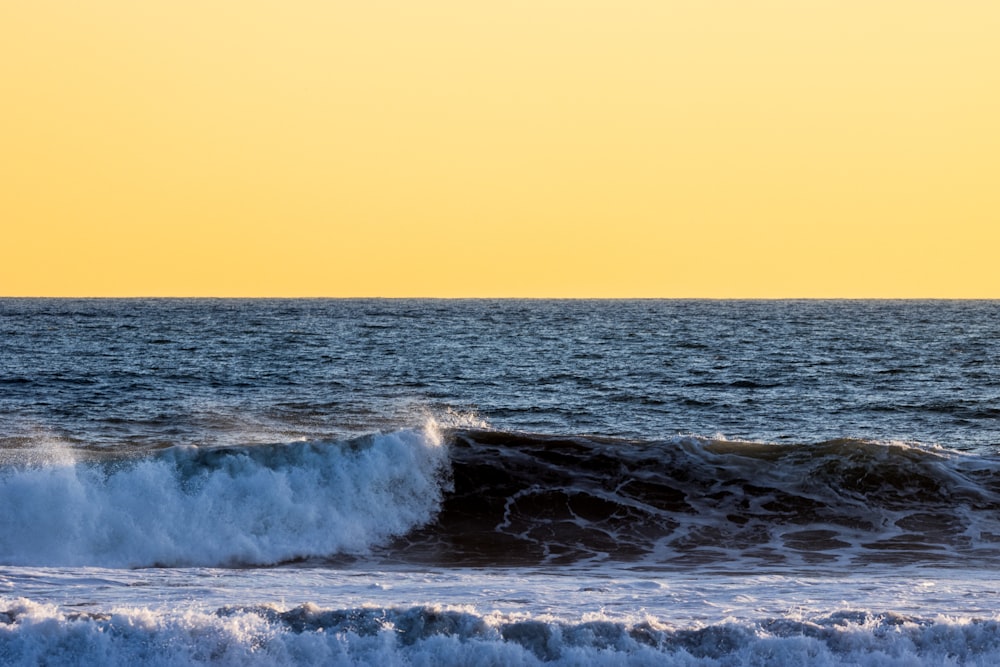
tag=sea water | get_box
[2,299,999,665]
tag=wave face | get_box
[5,599,1000,666]
[0,429,448,567]
[392,429,1000,568]
[4,426,1000,570]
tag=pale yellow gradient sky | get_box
[3,0,998,297]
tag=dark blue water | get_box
[3,299,999,451]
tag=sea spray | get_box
[0,426,450,568]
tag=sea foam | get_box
[0,427,449,568]
[5,597,1000,667]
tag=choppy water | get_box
[2,299,1000,665]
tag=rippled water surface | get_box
[3,299,999,449]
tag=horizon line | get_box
[3,295,999,301]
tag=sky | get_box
[3,0,998,297]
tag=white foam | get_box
[5,593,1000,667]
[5,567,1000,665]
[0,427,449,568]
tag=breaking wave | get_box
[3,425,1000,569]
[0,428,448,567]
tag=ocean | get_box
[2,299,999,665]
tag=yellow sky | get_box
[3,0,998,297]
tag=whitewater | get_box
[2,299,999,665]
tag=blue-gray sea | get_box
[2,299,1000,665]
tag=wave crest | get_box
[0,428,448,567]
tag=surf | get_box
[4,424,1000,570]
[5,597,1000,667]
[0,427,449,568]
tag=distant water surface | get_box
[3,299,998,448]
